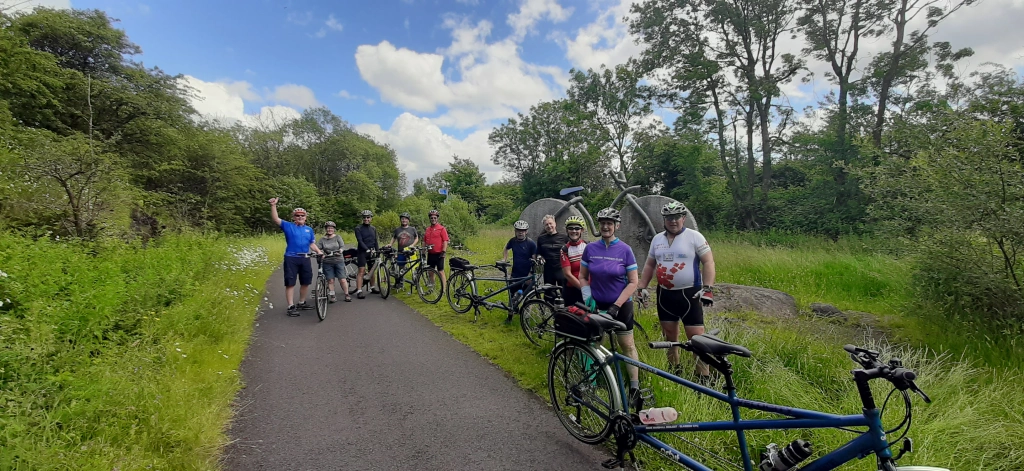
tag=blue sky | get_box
[9,0,1024,186]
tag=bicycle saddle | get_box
[495,260,511,267]
[559,186,585,196]
[689,333,752,358]
[589,312,627,333]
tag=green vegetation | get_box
[398,227,1024,470]
[0,232,282,469]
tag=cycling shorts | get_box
[656,286,704,326]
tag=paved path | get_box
[221,270,609,470]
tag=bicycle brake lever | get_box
[911,382,931,404]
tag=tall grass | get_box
[0,232,282,470]
[398,226,1024,470]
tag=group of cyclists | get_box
[268,197,450,315]
[269,196,717,398]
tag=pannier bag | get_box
[554,307,604,342]
[449,256,472,271]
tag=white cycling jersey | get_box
[647,228,711,290]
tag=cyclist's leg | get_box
[283,257,299,307]
[600,300,638,385]
[657,286,690,371]
[297,257,313,304]
[355,251,367,295]
[680,286,709,376]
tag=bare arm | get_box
[699,252,716,287]
[269,197,282,226]
[615,269,639,307]
[563,265,580,288]
[579,265,590,287]
[638,257,657,289]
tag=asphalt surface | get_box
[221,269,610,470]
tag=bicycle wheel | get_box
[446,270,475,314]
[416,267,444,304]
[547,341,618,444]
[376,261,391,299]
[520,298,557,347]
[315,274,328,322]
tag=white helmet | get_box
[513,220,529,230]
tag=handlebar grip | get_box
[891,368,917,382]
[649,341,678,350]
[843,344,858,354]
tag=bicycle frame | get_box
[464,267,539,311]
[573,342,895,471]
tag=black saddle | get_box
[690,334,751,358]
[589,312,627,332]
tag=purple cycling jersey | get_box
[581,238,637,304]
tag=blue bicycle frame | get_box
[586,349,894,471]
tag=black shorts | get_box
[656,286,704,326]
[427,253,445,270]
[356,250,372,268]
[283,256,312,287]
[596,299,634,332]
[562,286,583,308]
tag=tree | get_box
[630,0,804,228]
[489,99,607,202]
[566,62,654,180]
[868,0,977,147]
[426,155,487,209]
[8,8,141,78]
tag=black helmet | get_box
[596,208,621,222]
[400,212,411,219]
[324,221,336,228]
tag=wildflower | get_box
[223,354,229,359]
[0,270,7,277]
[175,348,181,352]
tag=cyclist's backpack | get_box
[449,256,471,271]
[342,248,358,260]
[554,307,604,342]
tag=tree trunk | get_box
[872,0,908,148]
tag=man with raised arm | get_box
[269,197,323,316]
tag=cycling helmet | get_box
[564,215,586,229]
[596,208,621,222]
[400,212,411,219]
[428,209,440,216]
[513,220,529,230]
[292,207,307,216]
[360,210,373,217]
[661,201,688,217]
[324,221,336,228]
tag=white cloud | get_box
[325,14,343,31]
[0,0,70,13]
[337,89,376,106]
[355,16,566,129]
[508,0,573,41]
[559,0,642,71]
[268,84,320,108]
[355,113,502,184]
[180,75,305,127]
[286,11,313,25]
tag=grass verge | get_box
[0,232,282,470]
[395,226,1024,470]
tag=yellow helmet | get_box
[564,215,586,229]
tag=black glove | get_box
[607,304,620,318]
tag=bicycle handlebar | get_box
[844,344,930,403]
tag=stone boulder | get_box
[810,302,845,319]
[705,283,798,319]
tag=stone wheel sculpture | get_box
[518,198,587,242]
[618,195,699,264]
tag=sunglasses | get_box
[567,226,583,231]
[664,214,684,221]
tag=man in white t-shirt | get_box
[637,201,717,383]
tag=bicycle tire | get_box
[315,274,328,322]
[547,341,618,444]
[376,260,391,299]
[520,298,557,347]
[416,267,444,304]
[446,270,475,314]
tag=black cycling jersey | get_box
[354,224,378,252]
[537,232,568,282]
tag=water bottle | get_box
[638,407,678,425]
